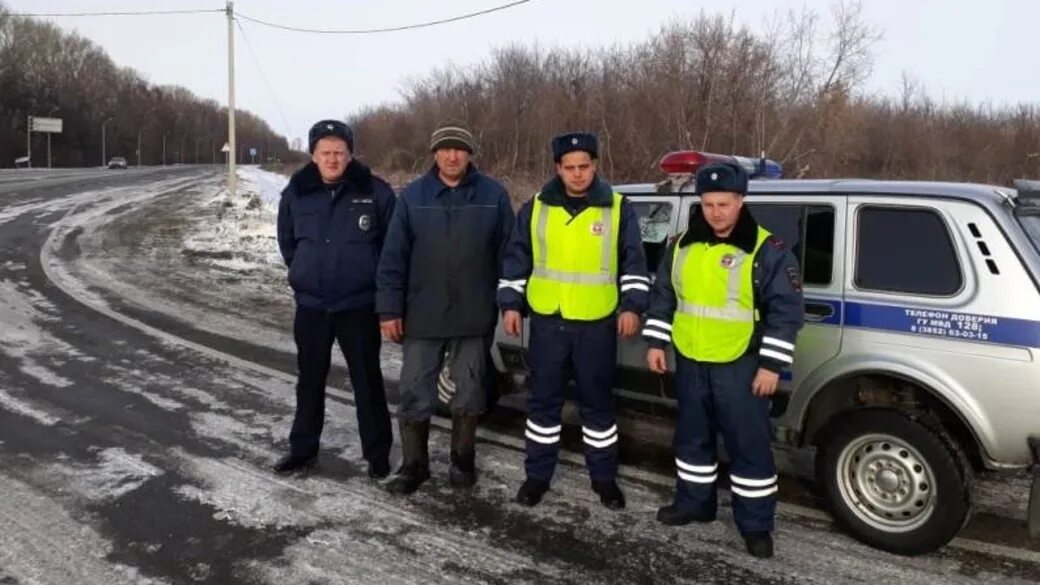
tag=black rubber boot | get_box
[449,413,479,488]
[592,480,626,510]
[272,453,317,474]
[655,504,716,526]
[387,419,431,495]
[743,531,774,559]
[515,478,550,507]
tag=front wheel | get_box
[816,408,973,555]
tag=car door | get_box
[614,195,680,401]
[743,195,846,411]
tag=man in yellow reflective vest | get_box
[643,162,804,558]
[498,132,649,509]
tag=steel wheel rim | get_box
[835,433,937,533]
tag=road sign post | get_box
[30,116,63,168]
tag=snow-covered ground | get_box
[0,167,1037,584]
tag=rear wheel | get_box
[816,408,972,555]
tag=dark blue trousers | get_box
[524,315,619,484]
[672,352,778,534]
[289,305,392,466]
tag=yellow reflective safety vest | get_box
[671,226,771,362]
[526,193,622,320]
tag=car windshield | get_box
[1018,214,1040,256]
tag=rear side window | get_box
[855,207,962,295]
[747,204,835,286]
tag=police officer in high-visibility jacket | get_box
[498,132,649,509]
[643,162,804,558]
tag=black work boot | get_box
[656,504,716,526]
[515,478,550,507]
[272,453,317,474]
[387,419,431,495]
[367,458,391,480]
[592,480,626,510]
[449,413,479,488]
[743,532,774,559]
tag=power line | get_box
[235,0,533,35]
[235,19,293,139]
[8,9,225,17]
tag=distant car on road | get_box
[107,156,128,169]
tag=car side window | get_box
[855,206,962,295]
[627,199,674,274]
[746,203,835,286]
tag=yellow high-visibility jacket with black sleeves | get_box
[496,175,649,321]
[641,207,805,373]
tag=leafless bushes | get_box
[349,1,1038,189]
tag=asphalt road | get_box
[0,168,1037,584]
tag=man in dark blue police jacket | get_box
[273,119,395,479]
[376,122,514,495]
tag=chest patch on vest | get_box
[358,214,372,231]
[720,253,737,269]
[590,221,605,236]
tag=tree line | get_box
[347,2,1040,189]
[0,2,295,168]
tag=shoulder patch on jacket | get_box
[785,265,802,292]
[768,236,786,250]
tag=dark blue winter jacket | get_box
[375,164,514,338]
[277,159,396,312]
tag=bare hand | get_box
[380,318,404,343]
[617,311,640,338]
[752,368,780,397]
[503,310,522,337]
[647,348,668,374]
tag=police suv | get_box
[439,150,1040,556]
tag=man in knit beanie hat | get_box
[377,121,514,495]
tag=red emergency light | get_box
[658,150,783,179]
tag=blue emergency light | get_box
[659,150,783,179]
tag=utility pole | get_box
[162,132,167,166]
[137,127,145,168]
[26,115,31,168]
[226,0,237,196]
[101,117,113,167]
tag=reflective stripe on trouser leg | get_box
[572,318,619,482]
[673,354,719,515]
[524,315,571,482]
[710,354,778,533]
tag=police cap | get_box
[551,132,598,162]
[308,119,354,153]
[694,162,748,196]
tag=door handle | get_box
[805,302,834,322]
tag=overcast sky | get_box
[7,0,1039,148]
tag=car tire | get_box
[815,408,973,556]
